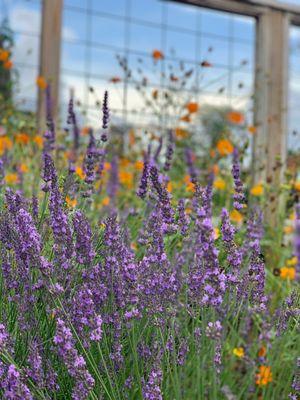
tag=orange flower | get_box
[280,267,296,280]
[210,149,216,158]
[216,139,234,156]
[110,76,121,83]
[250,184,264,196]
[120,158,130,167]
[33,136,43,148]
[184,175,196,193]
[0,136,13,155]
[0,49,9,61]
[5,173,19,185]
[65,196,77,208]
[19,164,29,173]
[294,181,300,192]
[152,49,164,60]
[212,164,219,175]
[81,126,90,136]
[75,166,85,180]
[256,366,272,386]
[135,160,144,171]
[167,182,172,193]
[119,171,133,189]
[180,114,191,123]
[186,102,199,114]
[36,76,47,90]
[104,162,111,171]
[258,346,267,358]
[248,125,257,134]
[130,242,137,251]
[102,196,110,206]
[16,133,30,145]
[3,60,13,69]
[214,178,226,190]
[227,111,245,125]
[175,128,189,139]
[284,225,294,235]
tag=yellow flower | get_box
[75,166,85,180]
[65,196,77,208]
[184,175,196,193]
[280,267,296,280]
[294,181,300,192]
[214,228,220,240]
[233,347,244,358]
[286,256,297,267]
[102,197,110,206]
[5,173,19,185]
[214,178,226,190]
[250,184,264,196]
[230,209,243,224]
[216,139,234,156]
[289,212,296,221]
[256,366,273,386]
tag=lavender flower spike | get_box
[295,204,300,281]
[232,148,245,210]
[101,91,109,142]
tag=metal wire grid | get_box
[60,0,255,129]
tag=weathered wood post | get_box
[37,0,63,132]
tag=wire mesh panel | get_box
[61,0,255,135]
[289,25,300,154]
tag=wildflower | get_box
[36,76,47,90]
[104,162,111,171]
[175,127,189,139]
[33,135,43,148]
[0,48,9,61]
[280,267,296,280]
[258,346,267,357]
[184,175,196,193]
[251,183,264,196]
[19,164,29,173]
[167,181,172,193]
[135,160,143,171]
[256,366,273,386]
[217,139,234,156]
[119,171,133,189]
[227,111,245,125]
[284,225,294,235]
[214,177,226,190]
[180,114,191,123]
[186,102,199,113]
[5,173,19,185]
[152,49,164,60]
[102,196,110,206]
[230,209,243,224]
[0,136,13,155]
[214,227,220,240]
[294,181,300,191]
[232,148,245,210]
[16,132,30,145]
[233,347,245,358]
[75,166,85,180]
[3,59,13,69]
[152,89,158,99]
[164,130,174,171]
[65,196,77,208]
[101,91,109,141]
[137,159,149,199]
[287,256,298,267]
[248,125,257,134]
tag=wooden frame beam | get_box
[37,0,63,132]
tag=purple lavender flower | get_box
[177,198,189,235]
[101,91,109,142]
[154,136,163,162]
[142,368,163,400]
[0,364,32,400]
[67,90,80,151]
[53,318,95,399]
[43,85,56,153]
[137,159,149,199]
[73,210,95,265]
[294,204,300,281]
[232,148,245,210]
[163,130,174,171]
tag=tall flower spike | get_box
[101,90,109,142]
[295,204,300,281]
[232,148,245,210]
[137,158,149,199]
[164,130,174,171]
[67,89,80,151]
[43,84,56,152]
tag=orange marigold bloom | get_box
[212,164,219,175]
[186,102,199,114]
[214,178,226,190]
[81,126,90,136]
[180,114,191,123]
[0,49,9,61]
[102,196,110,206]
[65,196,77,208]
[120,158,130,167]
[104,162,111,171]
[3,60,13,69]
[36,76,47,90]
[184,175,196,193]
[119,171,133,189]
[216,139,234,156]
[230,209,243,224]
[167,181,172,193]
[135,160,144,171]
[210,149,216,158]
[294,181,300,192]
[256,366,272,386]
[152,49,164,60]
[175,128,189,139]
[16,133,30,145]
[250,184,264,196]
[33,136,43,148]
[75,166,85,180]
[0,136,13,155]
[280,267,296,280]
[227,111,245,125]
[284,225,294,235]
[5,173,19,185]
[19,164,29,173]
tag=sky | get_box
[0,0,299,151]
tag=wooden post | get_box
[253,9,289,224]
[37,0,63,132]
